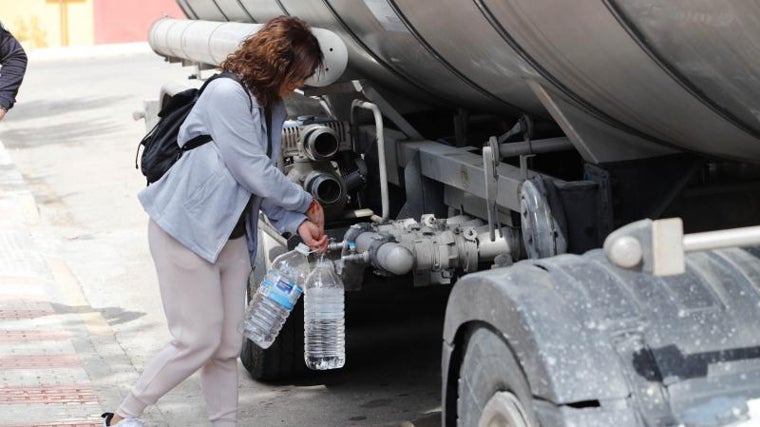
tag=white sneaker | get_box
[101,413,147,427]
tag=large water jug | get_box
[304,256,345,370]
[242,243,311,349]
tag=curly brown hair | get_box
[220,16,324,108]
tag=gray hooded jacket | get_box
[138,77,312,265]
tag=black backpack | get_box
[135,72,250,184]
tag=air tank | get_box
[167,0,760,163]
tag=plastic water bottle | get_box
[241,243,311,349]
[304,256,345,370]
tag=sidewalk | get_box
[0,46,447,426]
[0,141,151,426]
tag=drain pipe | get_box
[351,100,389,223]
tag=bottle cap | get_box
[295,243,310,255]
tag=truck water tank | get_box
[175,0,760,162]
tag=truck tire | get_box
[240,234,306,381]
[240,298,306,381]
[457,327,539,427]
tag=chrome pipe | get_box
[149,18,348,87]
[350,100,389,222]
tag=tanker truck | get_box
[141,1,760,426]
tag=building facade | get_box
[1,0,183,48]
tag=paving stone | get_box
[0,145,104,426]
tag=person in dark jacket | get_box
[0,24,27,121]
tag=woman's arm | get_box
[261,199,327,252]
[201,79,312,213]
[260,198,307,235]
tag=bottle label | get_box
[260,271,303,310]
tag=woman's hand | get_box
[298,219,328,253]
[306,200,324,234]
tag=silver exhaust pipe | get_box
[148,18,348,87]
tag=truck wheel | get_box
[457,327,539,427]
[240,299,306,381]
[240,236,306,381]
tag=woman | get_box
[102,16,328,427]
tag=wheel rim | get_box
[477,391,532,427]
[520,178,566,259]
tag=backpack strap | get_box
[265,107,273,158]
[181,134,212,151]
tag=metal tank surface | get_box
[176,0,760,163]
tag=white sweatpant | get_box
[117,220,250,426]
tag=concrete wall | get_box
[0,0,94,48]
[0,0,182,48]
[93,0,183,44]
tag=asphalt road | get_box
[0,46,447,427]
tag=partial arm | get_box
[262,198,327,252]
[260,198,308,236]
[201,79,312,213]
[0,30,27,116]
